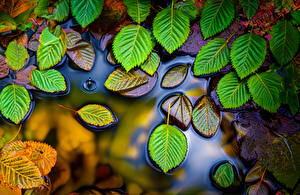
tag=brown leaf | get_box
[65,28,81,49]
[28,24,47,51]
[245,161,263,183]
[15,65,37,89]
[13,33,28,48]
[0,0,37,18]
[161,65,189,88]
[0,55,9,79]
[67,40,95,71]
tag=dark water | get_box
[1,34,244,194]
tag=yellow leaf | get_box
[0,181,21,195]
[0,155,43,189]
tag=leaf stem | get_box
[256,167,267,195]
[8,124,22,143]
[58,104,77,113]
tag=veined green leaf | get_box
[231,32,267,79]
[29,69,67,93]
[216,72,251,108]
[113,25,153,71]
[37,27,64,70]
[5,41,28,71]
[140,52,160,76]
[212,162,235,188]
[77,104,116,127]
[291,10,300,25]
[34,0,49,18]
[53,0,69,22]
[124,0,151,23]
[0,85,31,124]
[148,124,188,173]
[192,95,220,137]
[247,72,282,113]
[193,38,229,75]
[153,6,190,53]
[161,65,188,88]
[104,68,149,91]
[240,0,259,19]
[71,0,104,28]
[0,11,16,33]
[174,0,200,20]
[200,0,234,39]
[270,20,299,65]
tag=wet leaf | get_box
[67,40,95,71]
[161,94,192,130]
[0,155,43,189]
[77,104,116,128]
[29,69,67,93]
[212,162,234,188]
[148,124,188,173]
[161,65,189,88]
[53,0,69,22]
[124,0,151,23]
[5,41,28,71]
[15,65,37,90]
[0,55,9,79]
[247,182,270,195]
[65,28,82,49]
[0,85,31,124]
[140,52,160,76]
[245,161,263,183]
[104,68,149,92]
[192,95,220,138]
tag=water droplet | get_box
[81,77,97,94]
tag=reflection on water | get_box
[0,35,243,194]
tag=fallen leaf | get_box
[0,55,9,79]
[161,64,189,88]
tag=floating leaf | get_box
[240,0,259,19]
[216,72,251,108]
[29,69,67,93]
[37,27,64,70]
[161,94,192,130]
[67,40,95,71]
[247,182,270,195]
[192,95,220,137]
[124,0,151,23]
[104,68,149,92]
[0,55,9,79]
[15,65,37,90]
[77,104,116,129]
[23,141,57,176]
[193,38,229,76]
[0,85,31,124]
[247,72,281,112]
[65,28,82,49]
[148,124,188,173]
[231,32,267,79]
[53,0,69,22]
[212,162,235,188]
[161,65,188,88]
[270,20,299,65]
[71,0,104,28]
[140,52,160,76]
[113,25,153,71]
[5,41,28,71]
[200,0,235,39]
[153,6,190,53]
[245,161,263,183]
[0,155,43,189]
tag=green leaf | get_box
[270,20,299,65]
[282,88,299,116]
[37,27,64,70]
[216,72,251,108]
[161,65,189,88]
[231,32,267,79]
[174,0,200,20]
[71,0,104,28]
[193,38,229,75]
[104,68,149,91]
[200,0,235,39]
[153,6,190,53]
[0,11,16,33]
[192,95,220,137]
[34,0,49,18]
[29,69,67,93]
[0,85,31,124]
[77,104,116,127]
[140,52,160,76]
[212,162,235,188]
[247,72,282,113]
[113,25,153,71]
[291,10,300,25]
[53,0,69,22]
[67,40,95,71]
[240,0,259,19]
[124,0,151,23]
[148,124,188,173]
[161,94,192,130]
[5,41,28,71]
